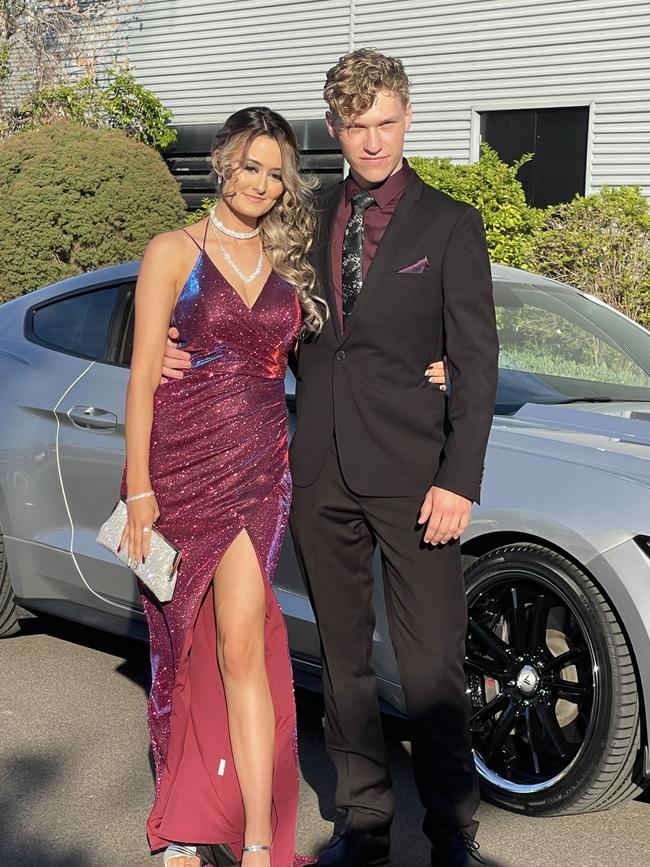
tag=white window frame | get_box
[469,99,595,195]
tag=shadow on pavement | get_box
[16,611,158,785]
[637,786,650,803]
[17,610,151,695]
[12,613,512,866]
[296,689,338,822]
[0,752,93,867]
[296,691,508,867]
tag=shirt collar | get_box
[344,158,412,209]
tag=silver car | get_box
[1,263,649,818]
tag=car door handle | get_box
[68,405,118,430]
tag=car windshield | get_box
[494,280,650,414]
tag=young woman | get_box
[120,107,324,867]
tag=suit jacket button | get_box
[336,350,346,361]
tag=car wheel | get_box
[464,543,643,814]
[0,527,20,637]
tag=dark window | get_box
[30,282,135,364]
[480,107,589,207]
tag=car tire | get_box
[0,528,20,637]
[464,543,644,815]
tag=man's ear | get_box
[404,103,413,133]
[325,110,338,139]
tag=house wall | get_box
[117,0,650,198]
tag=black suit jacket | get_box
[289,172,498,502]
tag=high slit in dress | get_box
[121,224,310,866]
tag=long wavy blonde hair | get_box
[211,107,327,335]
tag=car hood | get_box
[493,401,650,484]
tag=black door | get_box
[481,106,589,207]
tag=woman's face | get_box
[221,135,285,219]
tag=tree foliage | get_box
[409,145,544,268]
[0,0,127,100]
[8,64,177,150]
[0,2,176,150]
[0,122,186,302]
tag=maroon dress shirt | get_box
[331,159,413,329]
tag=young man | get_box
[288,50,497,867]
[163,49,497,867]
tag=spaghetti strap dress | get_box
[121,223,310,866]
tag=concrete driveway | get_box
[2,612,649,867]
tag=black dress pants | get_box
[289,439,480,841]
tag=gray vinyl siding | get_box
[354,0,650,197]
[118,0,650,199]
[115,0,351,120]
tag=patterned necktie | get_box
[342,189,375,324]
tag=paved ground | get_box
[2,611,649,867]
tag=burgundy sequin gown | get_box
[121,228,308,866]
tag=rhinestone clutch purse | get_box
[96,499,181,603]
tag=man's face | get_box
[326,90,412,188]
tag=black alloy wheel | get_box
[464,543,643,815]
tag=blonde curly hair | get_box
[324,48,411,121]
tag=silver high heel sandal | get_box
[164,843,201,865]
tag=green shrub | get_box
[409,145,544,267]
[6,65,177,152]
[185,196,217,225]
[0,123,186,302]
[528,186,650,327]
[97,65,177,151]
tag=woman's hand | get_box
[119,495,160,568]
[425,358,448,390]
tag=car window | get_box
[493,281,650,409]
[30,282,134,364]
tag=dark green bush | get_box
[0,123,186,302]
[409,145,544,268]
[529,185,650,328]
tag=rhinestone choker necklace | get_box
[209,206,260,239]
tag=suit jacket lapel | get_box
[318,182,345,344]
[339,173,424,347]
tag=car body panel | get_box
[56,360,139,611]
[1,261,649,761]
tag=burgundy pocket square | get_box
[398,257,430,274]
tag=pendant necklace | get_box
[210,217,264,285]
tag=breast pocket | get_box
[390,272,429,285]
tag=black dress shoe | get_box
[317,829,390,866]
[430,831,487,867]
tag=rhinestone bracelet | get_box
[125,490,154,503]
